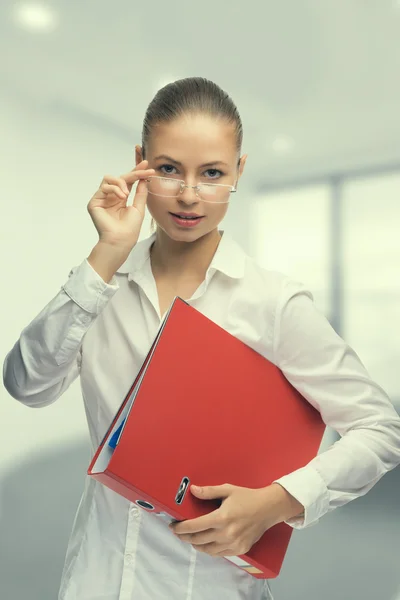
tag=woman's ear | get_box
[135,145,144,166]
[238,154,248,179]
[235,154,248,189]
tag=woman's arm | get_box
[272,278,400,529]
[3,244,123,408]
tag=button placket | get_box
[118,507,142,599]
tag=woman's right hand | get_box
[87,160,155,250]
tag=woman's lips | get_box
[169,213,205,228]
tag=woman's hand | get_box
[170,483,304,558]
[87,160,155,251]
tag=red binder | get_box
[88,297,325,578]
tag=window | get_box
[250,185,332,317]
[342,174,400,401]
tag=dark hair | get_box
[142,77,243,157]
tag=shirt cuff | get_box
[273,466,330,529]
[62,259,119,315]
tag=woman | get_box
[3,77,400,600]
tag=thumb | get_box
[132,179,149,215]
[190,484,232,500]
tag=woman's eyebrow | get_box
[154,154,229,168]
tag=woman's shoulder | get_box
[242,253,312,301]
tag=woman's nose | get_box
[179,184,199,204]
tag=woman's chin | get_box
[167,229,204,243]
[157,221,210,243]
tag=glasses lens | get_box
[147,177,181,197]
[197,183,232,203]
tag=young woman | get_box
[3,77,400,600]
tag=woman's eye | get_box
[204,169,223,179]
[158,165,223,179]
[159,164,177,175]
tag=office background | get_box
[0,2,399,599]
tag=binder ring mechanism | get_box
[135,499,155,510]
[175,476,190,505]
[134,476,190,512]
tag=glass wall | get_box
[250,184,332,318]
[342,173,400,401]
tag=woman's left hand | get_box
[169,483,303,557]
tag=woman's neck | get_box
[150,228,222,281]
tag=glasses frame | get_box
[145,176,237,204]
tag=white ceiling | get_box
[1,0,400,187]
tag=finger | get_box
[190,484,232,501]
[171,510,222,535]
[132,179,149,213]
[100,183,128,200]
[192,542,227,556]
[121,168,155,184]
[101,175,130,195]
[214,549,237,558]
[176,529,217,546]
[134,159,149,169]
[122,160,150,179]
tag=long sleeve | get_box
[3,259,119,408]
[272,278,400,529]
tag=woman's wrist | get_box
[87,241,131,284]
[266,483,305,524]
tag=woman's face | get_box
[136,113,247,243]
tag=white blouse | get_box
[3,231,400,600]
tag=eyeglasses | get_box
[145,176,237,204]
